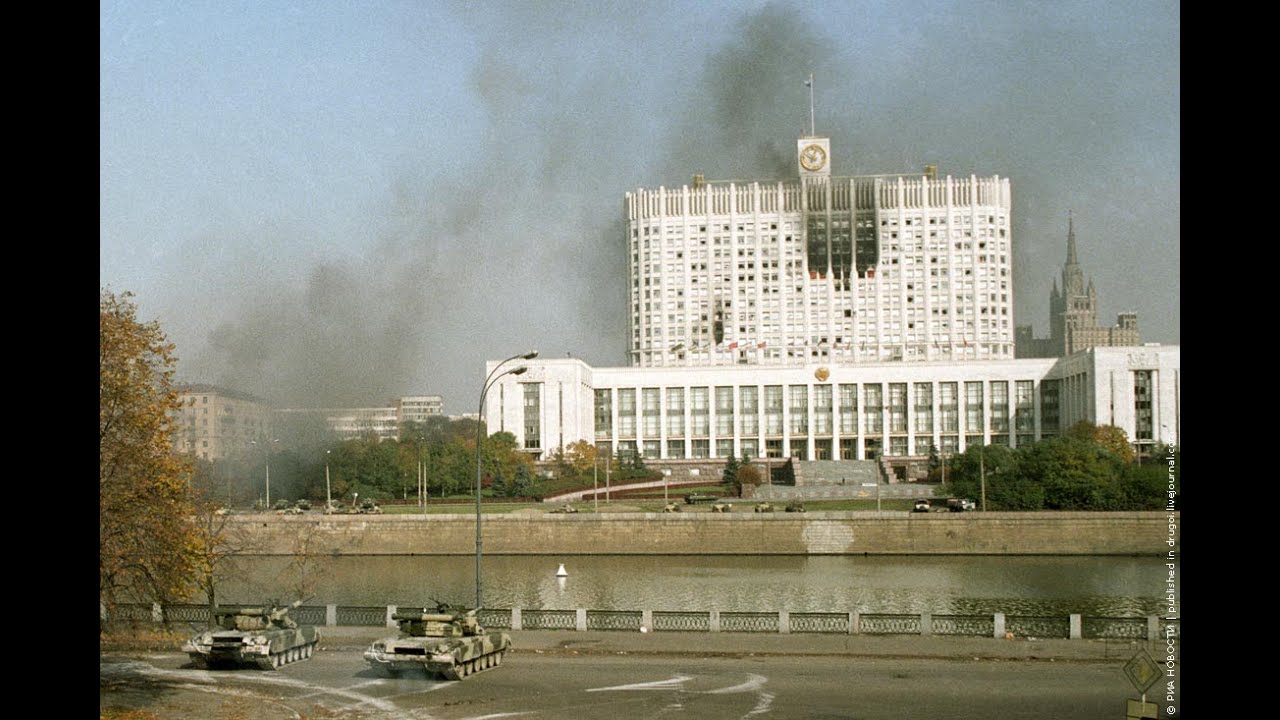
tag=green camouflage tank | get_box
[364,603,511,680]
[183,600,319,670]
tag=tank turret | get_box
[365,602,510,680]
[183,600,318,670]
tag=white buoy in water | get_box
[556,563,568,577]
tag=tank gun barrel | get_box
[392,612,456,622]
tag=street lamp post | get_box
[979,446,987,512]
[251,438,279,509]
[475,350,538,610]
[419,433,427,513]
[325,450,332,511]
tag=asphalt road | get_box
[101,643,1140,719]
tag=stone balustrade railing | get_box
[106,603,1176,641]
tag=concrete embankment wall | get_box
[227,511,1175,556]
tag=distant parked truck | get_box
[947,498,977,512]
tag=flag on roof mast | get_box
[804,74,815,135]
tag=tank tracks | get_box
[187,641,318,670]
[254,640,318,670]
[438,649,506,681]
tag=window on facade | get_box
[888,436,908,456]
[594,389,612,437]
[939,382,958,433]
[789,385,809,434]
[965,381,984,435]
[690,387,709,436]
[1133,371,1153,443]
[863,384,883,435]
[839,384,858,434]
[1040,379,1060,437]
[990,381,1009,435]
[888,383,907,434]
[1014,380,1035,435]
[764,385,784,435]
[813,384,832,435]
[715,386,734,436]
[519,381,540,448]
[914,382,933,434]
[788,437,808,460]
[740,386,758,435]
[618,388,636,438]
[642,388,660,439]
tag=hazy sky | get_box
[100,0,1179,413]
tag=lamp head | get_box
[511,366,529,376]
[521,350,539,360]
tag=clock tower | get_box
[797,136,831,178]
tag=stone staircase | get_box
[753,460,937,501]
[793,460,882,487]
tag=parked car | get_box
[912,499,932,513]
[947,498,977,512]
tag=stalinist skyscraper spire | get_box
[1022,213,1140,357]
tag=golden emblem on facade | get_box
[814,367,830,382]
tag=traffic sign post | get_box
[1122,649,1162,719]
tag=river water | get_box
[221,554,1165,617]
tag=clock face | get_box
[800,144,827,171]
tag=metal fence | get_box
[932,614,995,637]
[479,608,512,629]
[789,612,849,634]
[860,613,922,635]
[336,606,389,627]
[105,602,1173,640]
[1082,616,1147,640]
[653,611,711,632]
[587,610,644,632]
[720,612,779,633]
[1006,615,1071,639]
[521,609,577,631]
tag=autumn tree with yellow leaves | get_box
[100,289,198,623]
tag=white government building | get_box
[484,134,1179,467]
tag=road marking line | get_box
[742,691,775,718]
[705,674,768,694]
[586,675,692,692]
